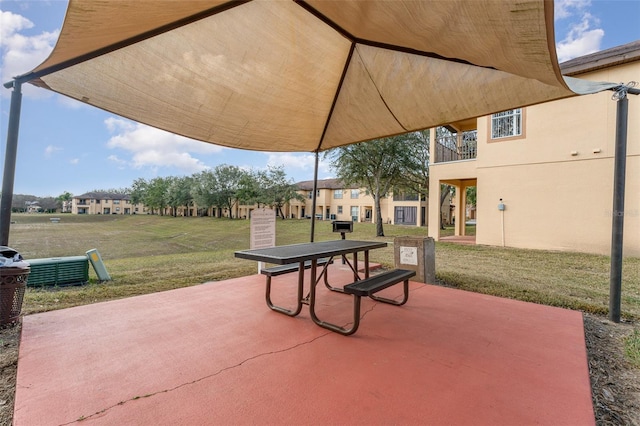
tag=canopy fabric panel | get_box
[23,0,617,153]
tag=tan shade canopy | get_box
[22,0,616,152]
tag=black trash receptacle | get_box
[0,246,30,326]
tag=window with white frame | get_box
[350,189,359,199]
[334,189,343,199]
[491,108,522,139]
[350,206,359,220]
[337,206,343,214]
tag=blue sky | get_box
[1,0,639,197]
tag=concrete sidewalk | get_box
[14,263,594,425]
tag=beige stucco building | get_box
[72,192,146,215]
[288,179,429,225]
[71,183,444,227]
[237,178,448,226]
[428,41,640,256]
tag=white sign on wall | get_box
[399,246,418,266]
[250,208,276,249]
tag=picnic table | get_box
[235,240,414,335]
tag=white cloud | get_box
[104,117,223,173]
[556,28,604,62]
[553,0,604,62]
[554,0,592,21]
[0,9,33,39]
[57,95,89,109]
[69,158,79,165]
[264,152,333,182]
[44,144,62,156]
[0,10,58,98]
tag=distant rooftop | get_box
[295,178,358,191]
[561,40,640,76]
[74,192,131,201]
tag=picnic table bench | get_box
[343,268,414,306]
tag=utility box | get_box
[393,236,435,284]
[86,249,111,281]
[27,256,89,287]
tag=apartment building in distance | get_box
[427,41,639,256]
[72,192,146,215]
[73,180,444,227]
[239,178,448,226]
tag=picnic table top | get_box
[234,239,387,265]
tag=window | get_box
[334,190,343,199]
[113,200,120,205]
[394,206,417,225]
[350,206,359,221]
[350,189,359,199]
[337,206,343,214]
[491,108,522,139]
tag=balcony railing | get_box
[435,130,477,163]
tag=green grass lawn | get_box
[6,213,640,319]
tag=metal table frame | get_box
[235,240,387,335]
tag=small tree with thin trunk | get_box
[328,135,417,237]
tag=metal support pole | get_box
[609,94,628,323]
[0,80,23,246]
[310,152,319,242]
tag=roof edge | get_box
[561,40,640,76]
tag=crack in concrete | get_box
[58,331,332,425]
[59,288,415,424]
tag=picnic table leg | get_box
[322,256,347,294]
[309,258,362,336]
[369,279,410,306]
[364,250,370,279]
[352,252,358,281]
[265,261,305,316]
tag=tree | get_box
[56,191,73,213]
[145,177,170,215]
[39,197,58,213]
[9,194,38,213]
[393,130,430,197]
[130,178,149,211]
[166,176,194,217]
[256,166,305,219]
[192,165,249,218]
[192,171,218,216]
[90,187,130,194]
[466,186,477,207]
[440,184,454,229]
[328,135,417,236]
[236,170,262,210]
[213,165,246,218]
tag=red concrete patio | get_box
[13,262,594,425]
